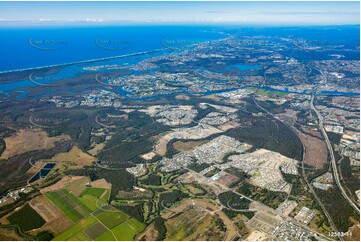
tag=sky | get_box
[0,1,359,25]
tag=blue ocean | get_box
[0,25,225,72]
[0,24,360,73]
[0,25,359,98]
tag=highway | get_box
[251,92,340,240]
[297,125,342,241]
[310,91,360,213]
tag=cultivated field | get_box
[7,204,45,231]
[54,208,145,241]
[29,195,73,234]
[49,187,145,241]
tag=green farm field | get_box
[96,209,129,229]
[45,190,87,222]
[52,199,145,240]
[80,188,106,198]
[53,215,97,241]
[111,219,145,241]
[7,204,46,231]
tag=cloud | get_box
[262,11,359,16]
[205,11,232,14]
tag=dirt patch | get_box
[216,173,240,188]
[40,176,87,194]
[0,227,24,240]
[173,140,207,152]
[217,121,240,131]
[65,176,90,197]
[175,95,190,100]
[296,129,327,169]
[88,143,106,156]
[246,230,269,241]
[202,94,221,102]
[345,223,360,241]
[141,151,157,160]
[136,224,159,241]
[51,146,95,168]
[90,179,111,190]
[0,128,70,160]
[155,137,170,156]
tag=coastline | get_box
[0,48,165,74]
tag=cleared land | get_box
[0,227,24,241]
[40,176,88,194]
[173,140,208,152]
[0,128,70,159]
[51,146,95,168]
[64,176,90,196]
[296,129,327,168]
[88,143,106,156]
[136,224,159,241]
[162,199,238,240]
[90,178,112,190]
[165,206,225,240]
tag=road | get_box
[297,122,343,241]
[310,91,360,213]
[251,91,338,240]
[187,168,332,241]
